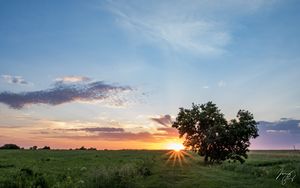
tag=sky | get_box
[0,0,300,150]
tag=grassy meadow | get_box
[0,150,299,188]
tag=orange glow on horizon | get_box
[166,142,184,151]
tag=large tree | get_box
[172,102,258,164]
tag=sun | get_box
[164,143,194,167]
[166,142,184,152]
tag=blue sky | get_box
[0,0,300,149]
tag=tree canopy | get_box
[0,144,20,149]
[172,102,259,164]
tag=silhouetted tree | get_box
[172,102,259,164]
[30,146,38,150]
[77,146,86,150]
[41,146,50,150]
[0,144,20,149]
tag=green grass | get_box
[0,150,299,188]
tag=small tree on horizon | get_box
[0,144,20,149]
[30,146,38,150]
[41,146,51,150]
[172,102,259,164]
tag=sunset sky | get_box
[0,0,300,149]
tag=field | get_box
[0,150,299,188]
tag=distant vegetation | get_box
[173,102,259,163]
[29,146,38,150]
[41,146,51,150]
[75,146,97,150]
[0,144,99,151]
[0,144,20,149]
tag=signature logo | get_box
[276,168,296,185]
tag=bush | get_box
[76,146,86,150]
[0,144,20,149]
[41,146,51,150]
[30,146,38,150]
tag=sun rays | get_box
[165,149,195,167]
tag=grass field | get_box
[0,150,299,188]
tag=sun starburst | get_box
[165,143,194,167]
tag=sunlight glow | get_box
[166,143,184,152]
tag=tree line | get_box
[0,144,97,150]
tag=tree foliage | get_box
[172,102,259,163]
[41,146,51,150]
[0,144,20,149]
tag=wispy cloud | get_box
[151,114,172,127]
[53,132,155,142]
[218,80,226,87]
[54,76,91,84]
[155,127,178,137]
[106,0,276,56]
[0,80,132,109]
[1,75,29,85]
[266,129,290,134]
[36,126,178,142]
[57,127,125,133]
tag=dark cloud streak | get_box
[56,127,125,133]
[151,114,172,127]
[0,81,131,109]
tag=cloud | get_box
[151,114,172,127]
[57,127,125,133]
[258,118,300,134]
[155,127,178,137]
[51,128,179,142]
[0,81,132,109]
[59,132,155,142]
[43,128,157,142]
[251,118,300,149]
[218,80,226,87]
[55,76,91,84]
[106,0,276,56]
[81,127,124,132]
[33,122,179,142]
[266,130,290,134]
[1,75,29,85]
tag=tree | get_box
[77,146,86,150]
[41,146,51,150]
[30,146,38,150]
[172,102,259,164]
[0,144,20,149]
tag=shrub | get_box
[0,144,20,149]
[41,146,51,150]
[76,146,86,150]
[30,146,38,150]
